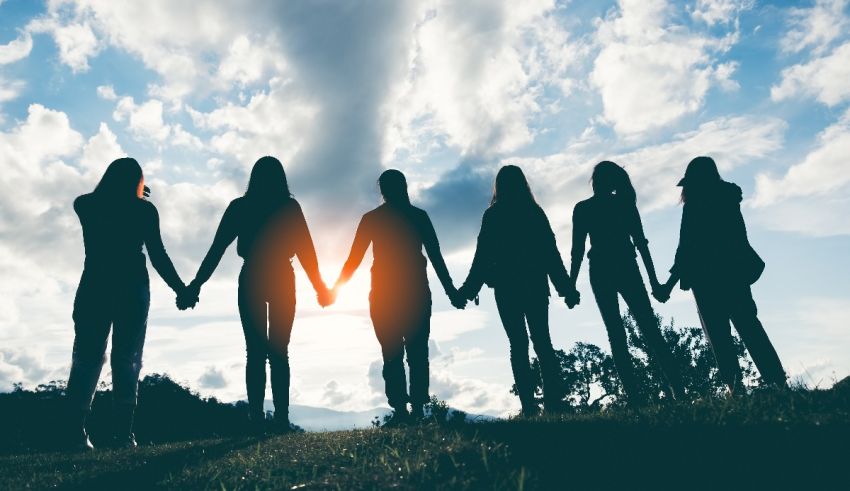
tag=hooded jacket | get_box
[670,180,764,290]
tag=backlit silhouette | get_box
[180,156,332,434]
[570,161,685,405]
[656,156,786,393]
[67,157,187,450]
[333,169,462,423]
[458,165,578,416]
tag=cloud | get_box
[690,0,754,26]
[591,0,743,137]
[0,349,54,391]
[780,0,849,55]
[198,366,228,389]
[771,41,850,106]
[751,109,850,236]
[0,30,32,64]
[96,85,117,100]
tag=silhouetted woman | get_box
[184,156,330,433]
[458,165,576,416]
[658,156,786,393]
[333,170,461,422]
[570,161,684,405]
[67,157,186,449]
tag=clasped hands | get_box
[175,280,337,311]
[651,278,674,303]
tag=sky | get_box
[0,0,848,417]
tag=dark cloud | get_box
[197,365,228,389]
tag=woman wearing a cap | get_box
[656,156,786,393]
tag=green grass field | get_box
[2,386,848,490]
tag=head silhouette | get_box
[491,165,536,207]
[378,169,411,206]
[245,156,291,202]
[591,161,636,203]
[94,158,143,200]
[679,156,721,203]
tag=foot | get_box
[410,404,425,421]
[270,416,299,435]
[69,428,94,451]
[248,416,267,437]
[383,408,411,428]
[114,433,138,449]
[520,405,540,418]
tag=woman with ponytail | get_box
[570,161,684,405]
[333,169,463,424]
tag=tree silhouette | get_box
[517,314,758,410]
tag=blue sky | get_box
[0,0,848,415]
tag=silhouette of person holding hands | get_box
[458,165,578,416]
[333,170,463,423]
[66,157,187,450]
[656,156,786,393]
[570,161,685,405]
[179,156,332,434]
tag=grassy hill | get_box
[1,379,848,490]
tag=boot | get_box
[248,411,267,437]
[270,412,294,434]
[113,403,138,448]
[383,406,411,428]
[68,407,94,451]
[410,404,425,422]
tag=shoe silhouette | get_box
[661,156,786,391]
[570,161,685,405]
[65,157,186,451]
[458,165,576,415]
[185,156,331,428]
[333,169,460,415]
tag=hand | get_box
[176,283,200,311]
[652,282,672,303]
[317,284,335,307]
[448,288,467,310]
[564,288,580,309]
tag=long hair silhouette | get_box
[491,165,536,206]
[185,156,329,435]
[245,156,293,202]
[591,160,636,203]
[93,157,144,200]
[66,157,186,450]
[378,169,411,206]
[460,165,574,416]
[679,156,721,203]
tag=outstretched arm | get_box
[459,211,493,301]
[190,202,239,290]
[292,202,328,296]
[144,206,185,293]
[568,205,587,286]
[420,212,457,298]
[630,204,661,290]
[334,215,371,288]
[539,209,573,297]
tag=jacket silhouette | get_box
[459,165,574,416]
[67,157,185,449]
[570,161,684,404]
[662,156,785,391]
[186,156,329,432]
[335,169,458,419]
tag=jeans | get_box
[67,275,150,411]
[370,288,431,409]
[238,267,296,420]
[494,289,562,411]
[590,260,684,402]
[692,283,786,389]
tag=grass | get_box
[2,386,848,490]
